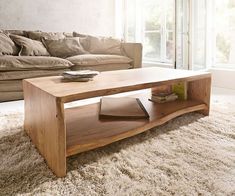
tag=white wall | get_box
[0,0,115,36]
[209,68,235,90]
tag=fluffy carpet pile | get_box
[0,104,234,195]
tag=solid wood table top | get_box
[24,67,211,103]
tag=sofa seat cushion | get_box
[0,69,69,81]
[0,32,19,55]
[0,91,23,102]
[66,54,132,66]
[10,34,50,56]
[0,56,73,71]
[71,63,131,72]
[0,80,22,91]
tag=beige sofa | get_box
[0,30,142,102]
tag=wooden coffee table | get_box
[23,67,211,177]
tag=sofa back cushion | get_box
[88,36,122,55]
[42,37,88,58]
[73,32,88,38]
[0,56,73,71]
[0,32,19,55]
[73,32,123,55]
[10,34,50,56]
[27,31,66,41]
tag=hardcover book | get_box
[99,97,149,119]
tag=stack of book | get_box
[149,82,187,103]
[149,92,178,103]
[61,70,99,82]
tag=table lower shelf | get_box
[65,93,207,157]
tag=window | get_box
[120,0,235,70]
[191,0,235,70]
[175,0,190,70]
[192,0,207,70]
[124,0,175,65]
[215,0,235,68]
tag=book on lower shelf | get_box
[99,97,149,119]
[149,92,178,103]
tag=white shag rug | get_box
[0,103,235,196]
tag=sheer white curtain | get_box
[119,0,175,67]
[116,0,235,70]
[191,0,235,70]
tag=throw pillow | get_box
[0,32,19,55]
[27,31,66,41]
[4,30,26,36]
[10,34,50,56]
[42,37,88,58]
[73,32,88,38]
[88,36,122,55]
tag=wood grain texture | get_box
[24,67,211,103]
[23,67,211,177]
[188,77,211,115]
[23,80,66,177]
[65,92,207,156]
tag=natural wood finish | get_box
[66,92,207,156]
[23,81,66,177]
[25,67,211,103]
[23,67,211,177]
[188,77,211,115]
[151,84,172,95]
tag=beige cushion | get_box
[0,56,73,71]
[10,35,49,56]
[73,33,123,55]
[27,31,65,41]
[0,80,22,91]
[71,63,131,72]
[66,54,132,66]
[63,32,73,38]
[89,36,122,55]
[0,32,19,55]
[72,32,90,50]
[73,32,88,38]
[0,91,23,102]
[0,69,69,80]
[3,30,27,36]
[43,37,88,58]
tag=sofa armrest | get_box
[121,43,143,69]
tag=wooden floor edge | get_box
[66,103,207,157]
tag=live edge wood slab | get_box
[23,67,211,177]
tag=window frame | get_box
[123,0,176,67]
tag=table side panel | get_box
[23,80,66,177]
[188,77,211,115]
